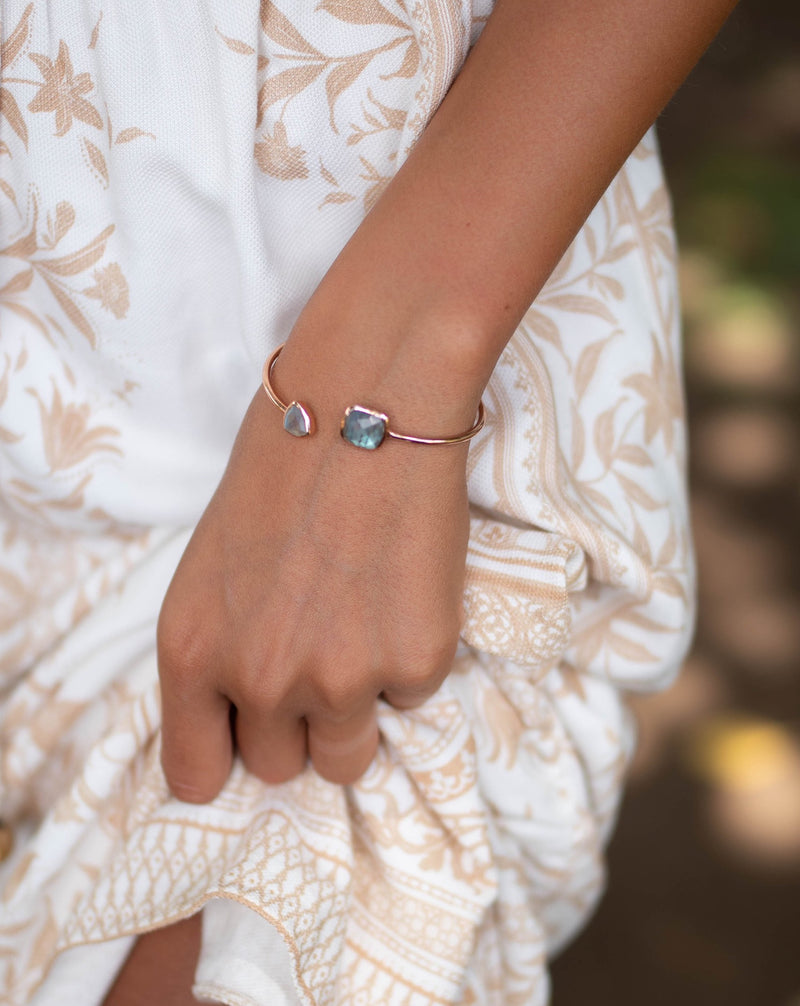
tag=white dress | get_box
[0,1,695,1003]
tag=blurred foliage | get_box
[676,153,800,285]
[553,5,800,1004]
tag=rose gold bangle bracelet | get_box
[262,343,485,451]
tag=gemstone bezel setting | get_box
[283,401,313,437]
[340,404,389,450]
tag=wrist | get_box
[265,343,485,450]
[274,294,493,446]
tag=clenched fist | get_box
[157,375,472,801]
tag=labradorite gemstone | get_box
[341,406,386,449]
[284,402,311,437]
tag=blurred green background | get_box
[552,5,800,1005]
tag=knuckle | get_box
[217,634,290,711]
[401,655,448,695]
[157,608,212,685]
[241,659,292,714]
[414,633,458,680]
[314,676,368,722]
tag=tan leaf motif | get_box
[28,904,58,971]
[631,511,652,563]
[570,401,585,471]
[602,240,636,264]
[82,138,109,185]
[621,334,680,454]
[650,228,675,259]
[1,205,39,257]
[8,477,39,493]
[614,471,662,511]
[114,126,154,144]
[254,121,309,180]
[319,190,356,207]
[613,176,631,226]
[657,523,678,567]
[585,223,597,260]
[5,301,51,339]
[35,223,114,277]
[654,572,688,602]
[593,273,624,300]
[579,483,616,514]
[1,850,36,902]
[89,11,103,49]
[0,139,11,156]
[382,36,420,79]
[256,63,326,125]
[42,201,75,248]
[616,443,652,467]
[0,359,10,406]
[54,200,75,242]
[319,161,338,186]
[541,292,617,325]
[593,402,620,469]
[0,179,16,209]
[522,307,562,350]
[317,0,408,31]
[0,87,29,148]
[1,3,33,69]
[42,276,96,345]
[0,359,8,411]
[259,0,323,55]
[325,54,371,130]
[574,335,612,402]
[359,157,390,212]
[640,186,670,223]
[366,90,407,130]
[0,268,33,297]
[215,28,255,55]
[607,632,658,664]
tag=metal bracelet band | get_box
[262,342,485,449]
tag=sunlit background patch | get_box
[552,4,800,1003]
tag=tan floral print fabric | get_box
[0,2,695,1004]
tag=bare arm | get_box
[275,0,738,430]
[157,0,736,800]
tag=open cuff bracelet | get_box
[262,343,485,450]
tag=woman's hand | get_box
[156,375,471,801]
[155,0,739,803]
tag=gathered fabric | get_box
[0,1,694,1003]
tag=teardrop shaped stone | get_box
[284,402,312,437]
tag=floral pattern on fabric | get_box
[0,1,694,1004]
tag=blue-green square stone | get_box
[341,406,387,449]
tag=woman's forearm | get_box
[275,0,737,436]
